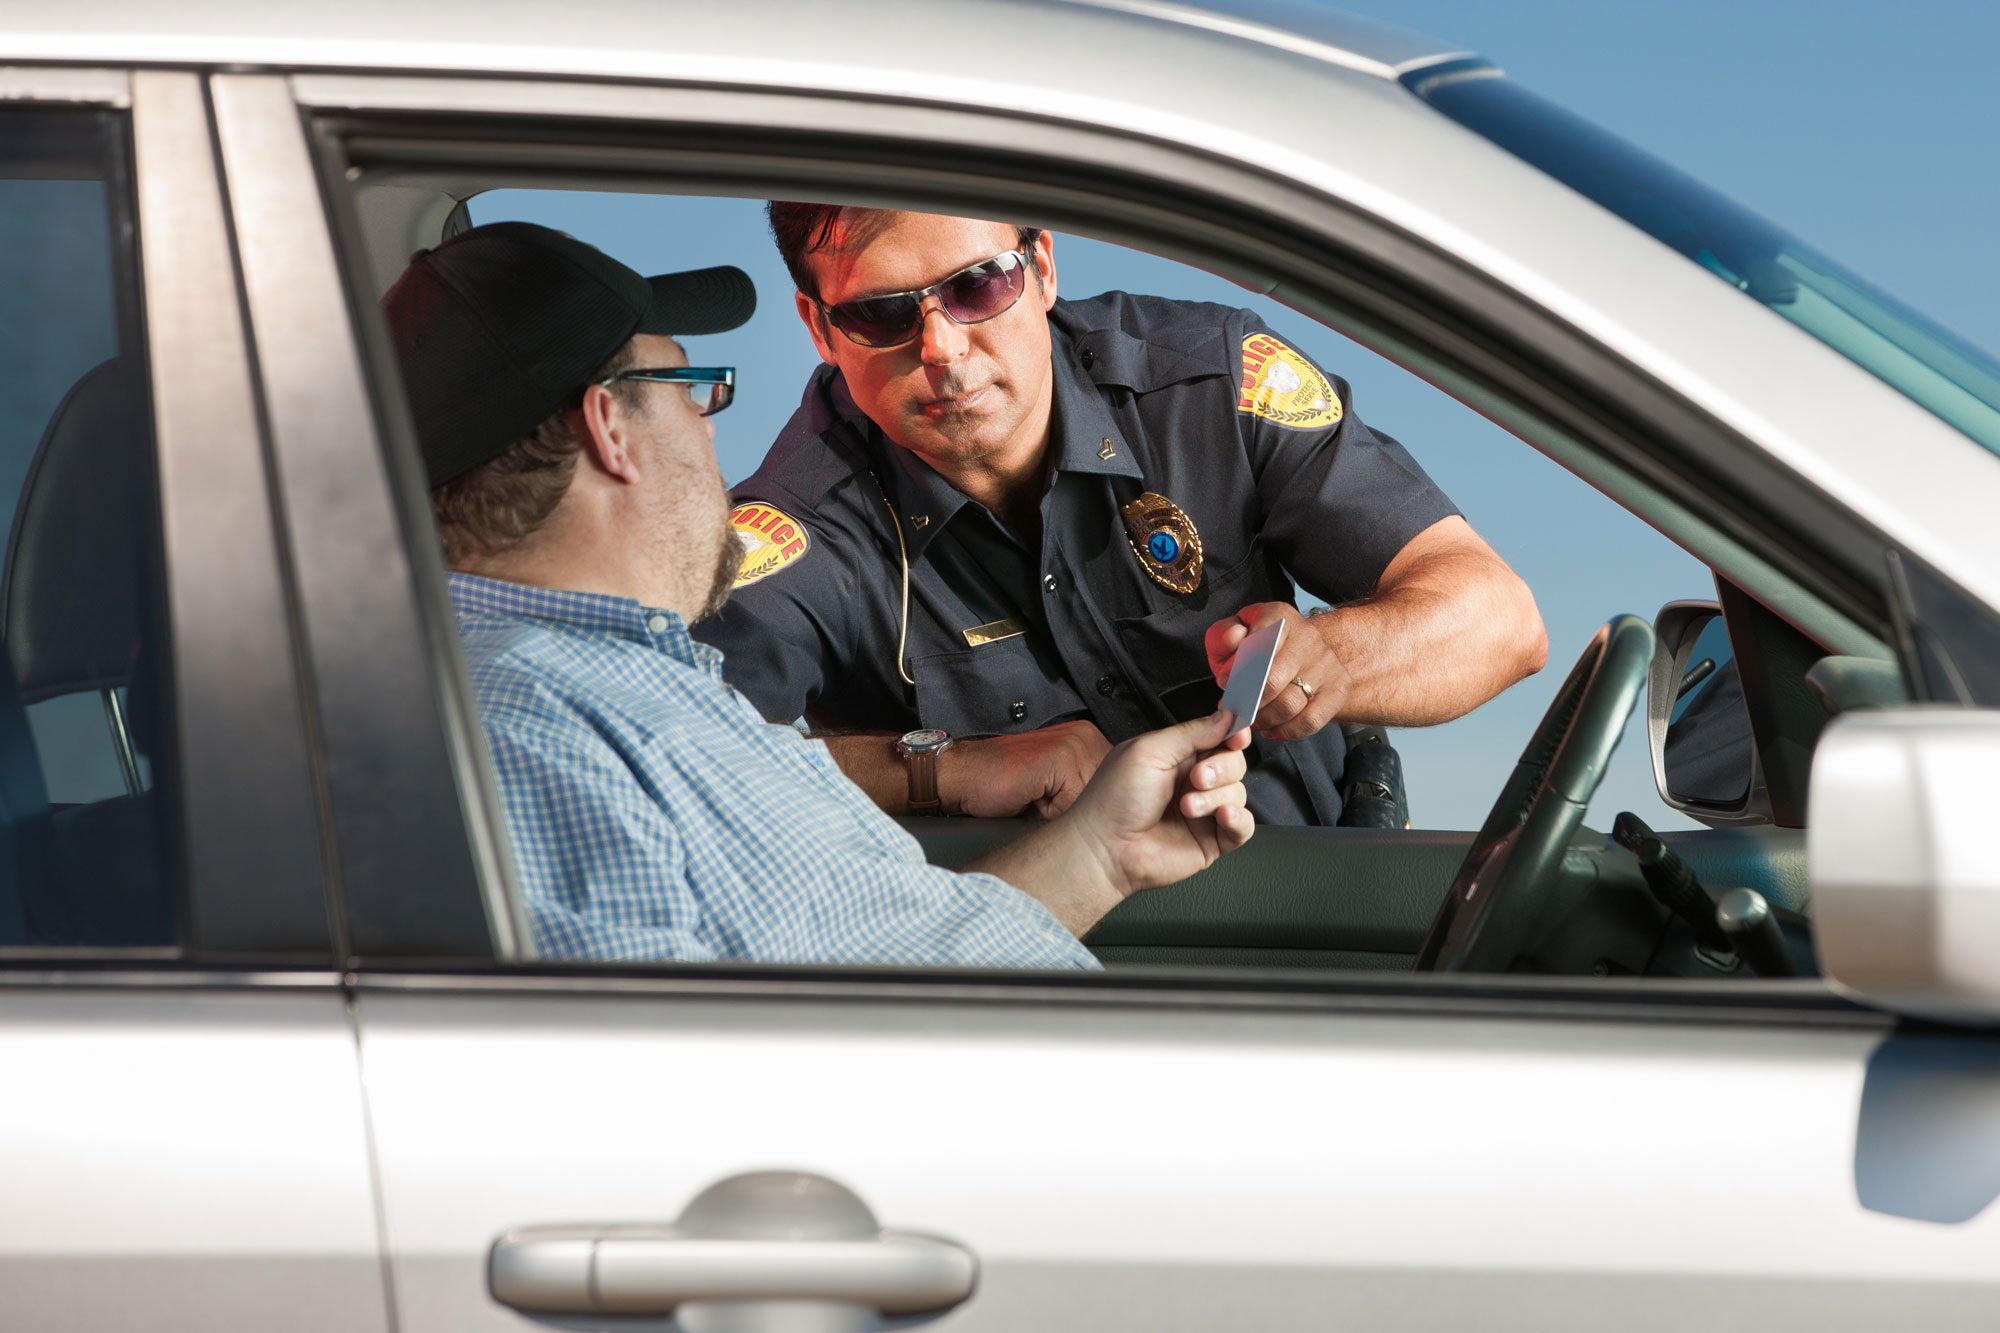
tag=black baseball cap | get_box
[381,221,756,488]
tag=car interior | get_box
[1,356,173,948]
[323,155,1939,987]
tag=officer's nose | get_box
[916,297,968,366]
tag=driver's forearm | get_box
[1318,551,1547,726]
[817,732,1124,933]
[965,818,1124,938]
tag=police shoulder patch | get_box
[730,501,811,588]
[1237,332,1343,430]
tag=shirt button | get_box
[645,613,669,634]
[1009,700,1028,721]
[1096,675,1119,697]
[1042,573,1058,594]
[1081,349,1096,369]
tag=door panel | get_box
[357,985,1999,1331]
[0,987,387,1332]
[915,820,1807,966]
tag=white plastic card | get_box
[1217,617,1285,731]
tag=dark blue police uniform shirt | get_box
[694,293,1460,825]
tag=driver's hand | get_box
[1062,710,1255,896]
[1204,602,1352,741]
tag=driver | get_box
[695,206,1548,825]
[382,221,1255,968]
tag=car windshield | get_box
[1408,62,2000,460]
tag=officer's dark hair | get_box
[430,340,644,567]
[768,201,1042,301]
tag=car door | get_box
[234,67,2000,1332]
[0,70,386,1332]
[348,980,2000,1331]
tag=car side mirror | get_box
[1811,707,2000,1023]
[1647,601,1769,826]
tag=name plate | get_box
[962,616,1028,648]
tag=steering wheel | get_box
[1413,615,1656,973]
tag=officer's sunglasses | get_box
[819,249,1032,349]
[594,366,735,417]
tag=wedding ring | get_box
[1294,676,1314,701]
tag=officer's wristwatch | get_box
[895,728,953,815]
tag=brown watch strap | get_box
[906,747,942,814]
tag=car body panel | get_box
[356,984,1997,1330]
[0,983,387,1332]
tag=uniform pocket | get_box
[909,634,1087,739]
[1112,546,1265,722]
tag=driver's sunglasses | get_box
[819,249,1032,349]
[594,366,735,417]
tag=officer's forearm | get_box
[820,733,924,814]
[1316,547,1547,726]
[817,732,1015,816]
[823,728,1104,819]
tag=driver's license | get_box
[1218,617,1286,731]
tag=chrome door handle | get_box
[488,1172,977,1321]
[491,1227,977,1315]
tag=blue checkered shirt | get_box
[449,573,1096,969]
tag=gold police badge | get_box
[1120,492,1203,595]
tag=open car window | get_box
[346,178,1823,983]
[450,187,1713,835]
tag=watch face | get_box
[901,728,950,751]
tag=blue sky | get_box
[474,2,1997,830]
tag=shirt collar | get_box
[446,571,724,678]
[1045,322,1144,484]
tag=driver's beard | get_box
[692,511,745,624]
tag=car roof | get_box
[0,0,1473,82]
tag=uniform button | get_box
[645,613,669,634]
[1042,573,1058,594]
[1080,348,1096,369]
[1009,700,1028,721]
[1096,675,1119,697]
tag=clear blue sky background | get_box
[471,1,1998,831]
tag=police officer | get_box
[694,207,1547,824]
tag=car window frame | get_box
[292,71,1931,1021]
[0,69,338,970]
[209,73,520,967]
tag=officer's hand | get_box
[944,720,1113,819]
[1062,710,1254,896]
[1205,602,1353,741]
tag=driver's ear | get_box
[577,383,642,484]
[1032,230,1057,308]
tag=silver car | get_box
[1,2,1997,1329]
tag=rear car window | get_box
[0,106,178,949]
